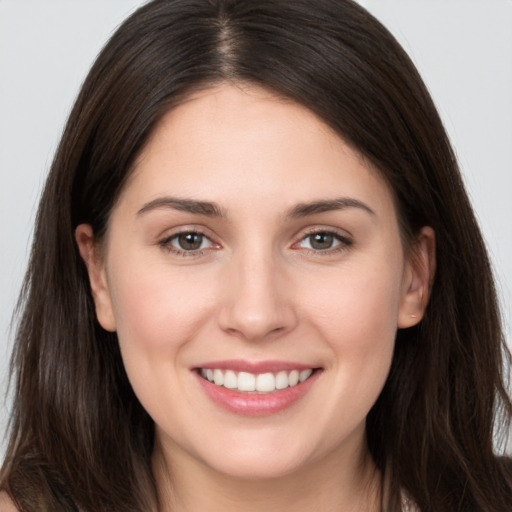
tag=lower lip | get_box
[195,370,321,417]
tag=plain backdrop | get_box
[1,0,511,456]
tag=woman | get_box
[1,0,511,510]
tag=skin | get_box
[77,83,434,512]
[0,492,17,512]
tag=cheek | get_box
[300,258,402,405]
[303,256,403,340]
[109,260,213,347]
[105,257,221,429]
[105,254,219,406]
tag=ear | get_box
[75,224,116,332]
[397,226,436,328]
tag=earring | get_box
[410,314,417,318]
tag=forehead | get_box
[118,83,395,218]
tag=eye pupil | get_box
[310,233,333,250]
[178,233,203,250]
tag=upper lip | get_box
[194,359,319,374]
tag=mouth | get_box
[193,362,322,416]
[198,367,316,394]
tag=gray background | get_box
[1,0,511,456]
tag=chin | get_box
[205,452,309,481]
[189,427,328,481]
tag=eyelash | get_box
[159,229,215,257]
[294,228,353,255]
[158,228,353,257]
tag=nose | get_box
[217,249,298,342]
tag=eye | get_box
[175,232,208,251]
[160,230,216,255]
[296,230,352,252]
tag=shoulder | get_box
[0,492,19,512]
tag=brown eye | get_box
[296,230,352,253]
[309,232,335,250]
[160,231,214,254]
[177,232,204,250]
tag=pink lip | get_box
[195,359,315,374]
[193,363,322,417]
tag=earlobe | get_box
[75,224,117,332]
[397,226,436,329]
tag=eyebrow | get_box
[137,197,226,217]
[286,197,375,218]
[136,196,375,218]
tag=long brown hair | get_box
[1,1,511,510]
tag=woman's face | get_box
[78,83,430,480]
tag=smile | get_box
[199,368,314,393]
[194,362,322,416]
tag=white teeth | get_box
[256,372,275,392]
[200,367,315,393]
[213,369,224,386]
[288,370,299,387]
[299,369,313,382]
[275,371,289,390]
[238,371,256,391]
[223,370,238,389]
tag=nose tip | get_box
[220,308,290,341]
[217,258,297,342]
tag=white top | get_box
[401,492,420,511]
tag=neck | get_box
[152,435,381,512]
